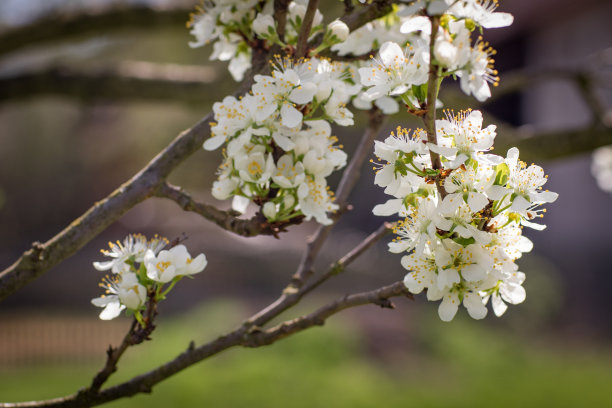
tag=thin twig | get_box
[155,183,304,237]
[243,222,393,329]
[243,280,413,347]
[0,58,265,302]
[0,226,398,408]
[274,0,292,42]
[292,108,387,286]
[422,15,446,199]
[308,0,394,50]
[295,0,320,58]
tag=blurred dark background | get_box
[0,1,611,406]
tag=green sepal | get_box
[493,162,510,186]
[465,18,476,31]
[452,236,476,247]
[412,84,428,104]
[403,188,430,208]
[394,159,410,177]
[424,168,440,177]
[137,262,153,286]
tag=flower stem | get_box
[423,15,447,199]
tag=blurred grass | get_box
[1,300,611,407]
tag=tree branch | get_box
[0,108,214,301]
[341,0,394,32]
[0,48,272,302]
[243,221,393,330]
[274,0,292,42]
[0,62,217,105]
[0,224,397,408]
[291,108,387,286]
[155,183,304,237]
[295,0,320,58]
[0,4,192,57]
[243,280,412,347]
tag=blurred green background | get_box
[3,301,612,407]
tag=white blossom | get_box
[91,272,147,320]
[144,245,207,284]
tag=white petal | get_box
[186,253,207,275]
[378,41,404,66]
[399,16,431,34]
[463,292,487,320]
[487,185,509,201]
[467,192,488,213]
[438,268,460,289]
[438,293,459,322]
[462,264,487,282]
[372,199,403,216]
[521,219,546,230]
[99,301,125,320]
[533,191,559,204]
[438,194,461,214]
[500,283,526,304]
[232,195,250,214]
[403,272,424,294]
[289,82,317,104]
[480,12,514,29]
[427,142,457,157]
[374,96,399,114]
[491,294,508,316]
[92,260,115,271]
[390,240,412,254]
[272,132,296,151]
[374,165,395,187]
[511,195,531,212]
[280,104,303,128]
[255,103,277,122]
[91,296,114,307]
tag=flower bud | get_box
[327,19,349,42]
[253,13,275,38]
[262,201,277,220]
[283,194,296,210]
[434,40,458,68]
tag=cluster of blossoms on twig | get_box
[91,234,207,322]
[204,57,357,225]
[353,1,558,321]
[185,0,559,321]
[370,110,557,320]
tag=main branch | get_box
[0,224,400,408]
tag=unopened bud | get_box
[262,201,277,220]
[327,19,349,42]
[253,13,275,38]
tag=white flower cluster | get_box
[338,0,512,103]
[188,0,346,82]
[91,234,207,321]
[205,58,358,225]
[371,110,558,321]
